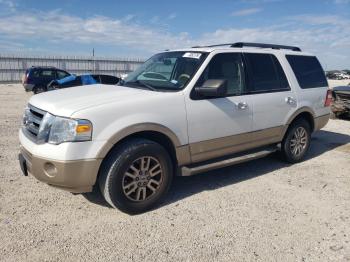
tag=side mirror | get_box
[195,79,227,97]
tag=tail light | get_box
[22,73,28,84]
[324,89,333,107]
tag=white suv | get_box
[19,42,331,214]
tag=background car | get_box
[22,66,71,94]
[332,85,350,118]
[47,74,120,90]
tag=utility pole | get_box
[92,48,95,73]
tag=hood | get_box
[29,84,159,117]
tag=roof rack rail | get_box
[192,43,232,48]
[192,42,301,52]
[231,42,301,51]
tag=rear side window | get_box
[244,53,289,93]
[286,55,327,89]
[40,70,55,78]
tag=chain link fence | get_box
[0,54,145,83]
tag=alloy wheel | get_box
[122,156,163,202]
[290,127,308,157]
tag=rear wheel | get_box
[281,119,311,163]
[98,138,173,214]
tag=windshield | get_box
[120,51,208,91]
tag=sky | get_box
[0,0,349,69]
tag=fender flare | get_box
[281,107,316,139]
[96,123,182,159]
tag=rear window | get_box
[245,53,289,92]
[286,55,327,89]
[32,69,40,78]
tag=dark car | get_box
[332,85,350,117]
[22,66,71,94]
[47,74,120,90]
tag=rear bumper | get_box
[314,114,330,131]
[19,145,102,193]
[23,84,34,92]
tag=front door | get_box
[185,52,253,163]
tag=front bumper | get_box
[19,145,102,193]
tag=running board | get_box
[180,146,278,176]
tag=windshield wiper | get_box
[127,80,157,91]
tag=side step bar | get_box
[180,146,278,176]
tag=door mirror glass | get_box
[195,79,227,97]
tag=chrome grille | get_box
[23,104,46,141]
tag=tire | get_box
[98,138,173,214]
[281,118,311,163]
[33,86,46,94]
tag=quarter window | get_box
[196,53,245,96]
[286,55,327,89]
[244,53,289,92]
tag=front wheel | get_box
[281,119,311,163]
[98,138,173,214]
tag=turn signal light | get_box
[76,124,91,133]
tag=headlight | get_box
[48,117,92,145]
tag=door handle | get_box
[237,102,248,110]
[285,96,296,105]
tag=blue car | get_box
[47,74,120,91]
[22,66,71,94]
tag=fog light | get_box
[44,162,57,178]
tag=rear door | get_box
[243,53,296,141]
[39,69,56,86]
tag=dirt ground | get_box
[0,84,350,262]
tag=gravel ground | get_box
[0,84,350,262]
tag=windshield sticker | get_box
[183,52,202,59]
[171,79,178,85]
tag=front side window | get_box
[196,53,246,96]
[121,51,208,91]
[286,55,327,89]
[57,70,70,79]
[244,53,289,93]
